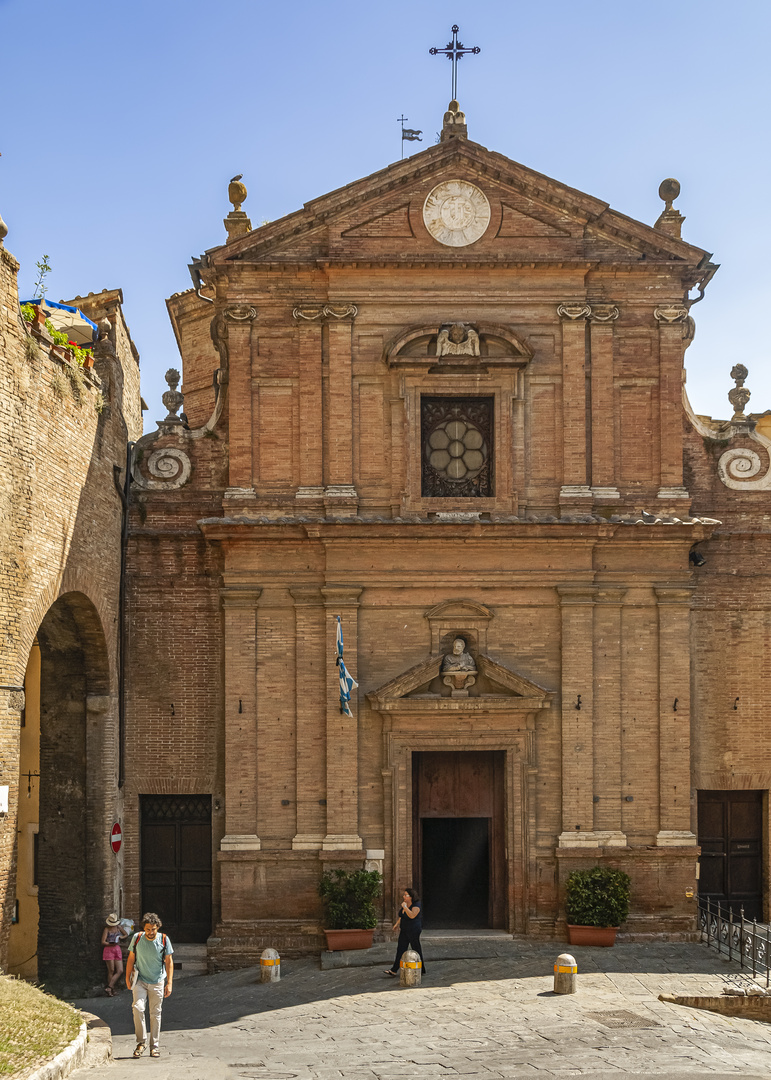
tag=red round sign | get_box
[111,823,122,854]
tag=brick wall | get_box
[0,237,140,988]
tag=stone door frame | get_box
[383,726,537,934]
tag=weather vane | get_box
[429,23,480,101]
[398,115,423,159]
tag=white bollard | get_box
[259,947,280,983]
[399,948,422,988]
[553,952,577,994]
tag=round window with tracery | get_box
[426,418,488,482]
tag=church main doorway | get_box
[412,751,505,929]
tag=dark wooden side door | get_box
[140,795,212,942]
[412,751,505,929]
[698,790,763,920]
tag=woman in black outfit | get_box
[385,888,426,976]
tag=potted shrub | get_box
[565,866,631,946]
[318,867,382,951]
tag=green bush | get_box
[318,867,382,930]
[565,866,631,928]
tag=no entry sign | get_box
[111,822,122,854]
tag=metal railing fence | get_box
[698,896,771,986]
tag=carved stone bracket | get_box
[588,304,619,322]
[557,303,591,322]
[654,305,689,323]
[292,304,358,322]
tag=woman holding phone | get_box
[385,888,426,976]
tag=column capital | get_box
[654,305,689,324]
[289,586,323,605]
[557,303,591,322]
[595,587,627,605]
[588,303,619,323]
[219,586,262,608]
[322,585,363,607]
[654,585,694,605]
[557,585,598,605]
[292,303,358,322]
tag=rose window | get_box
[427,420,487,481]
[421,396,494,498]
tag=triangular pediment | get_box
[367,651,552,712]
[207,139,713,272]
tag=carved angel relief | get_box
[436,323,480,358]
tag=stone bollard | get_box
[259,947,280,983]
[399,948,422,988]
[553,952,577,995]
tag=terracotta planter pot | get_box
[82,352,95,370]
[567,924,618,947]
[323,928,374,951]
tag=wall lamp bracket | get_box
[673,698,678,712]
[575,695,582,710]
[733,697,739,710]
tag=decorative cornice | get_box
[292,303,358,322]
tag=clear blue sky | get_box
[1,0,768,425]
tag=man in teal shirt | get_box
[125,913,174,1058]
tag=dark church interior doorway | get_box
[412,751,505,929]
[698,790,763,920]
[141,795,212,942]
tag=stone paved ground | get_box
[69,942,771,1078]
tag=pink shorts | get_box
[103,945,123,961]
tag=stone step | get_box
[171,943,208,978]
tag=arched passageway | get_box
[7,591,117,992]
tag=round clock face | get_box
[423,180,491,247]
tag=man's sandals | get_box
[133,1044,146,1058]
[150,1048,160,1057]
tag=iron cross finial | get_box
[429,23,480,101]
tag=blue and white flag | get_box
[336,615,358,717]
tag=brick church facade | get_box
[119,105,771,962]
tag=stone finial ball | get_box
[98,317,112,339]
[658,178,681,205]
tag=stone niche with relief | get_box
[367,600,552,716]
[386,322,533,373]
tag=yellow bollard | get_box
[553,952,577,994]
[259,947,281,983]
[399,948,422,987]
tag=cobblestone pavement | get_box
[70,942,771,1078]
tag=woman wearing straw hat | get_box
[101,913,128,996]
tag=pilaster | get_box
[220,585,262,851]
[655,585,696,846]
[321,585,364,851]
[557,585,597,847]
[224,307,257,496]
[592,588,626,846]
[295,321,324,507]
[325,311,358,516]
[290,587,326,850]
[588,305,620,502]
[557,305,591,505]
[654,306,690,503]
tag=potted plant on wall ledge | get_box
[565,866,631,947]
[318,867,382,951]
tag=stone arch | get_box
[17,591,117,992]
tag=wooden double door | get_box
[140,795,212,942]
[412,751,505,929]
[698,790,764,920]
